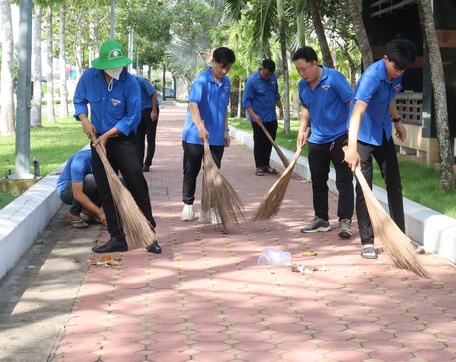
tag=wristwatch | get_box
[392,117,401,123]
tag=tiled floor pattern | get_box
[54,105,456,362]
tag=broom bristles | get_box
[355,168,430,279]
[94,141,156,248]
[252,146,303,221]
[259,123,290,168]
[201,139,245,231]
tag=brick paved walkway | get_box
[52,104,456,362]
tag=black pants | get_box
[182,141,224,205]
[91,133,155,239]
[308,133,354,222]
[251,120,278,169]
[137,107,159,167]
[60,174,100,216]
[356,133,405,245]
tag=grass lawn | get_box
[0,117,89,209]
[229,117,456,219]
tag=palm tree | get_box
[31,3,43,128]
[416,0,455,191]
[45,3,56,124]
[0,0,15,135]
[59,1,69,118]
[346,0,373,69]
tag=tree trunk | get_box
[296,10,306,47]
[74,10,83,81]
[308,0,334,68]
[46,4,55,124]
[31,3,42,128]
[0,0,16,135]
[346,0,373,69]
[416,0,455,191]
[277,0,290,134]
[162,64,166,99]
[59,1,69,118]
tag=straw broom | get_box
[252,128,310,221]
[91,136,156,247]
[201,138,245,232]
[354,168,430,279]
[252,146,302,221]
[258,122,290,168]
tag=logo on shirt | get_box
[111,99,121,106]
[394,85,401,92]
[322,85,330,91]
[224,87,229,92]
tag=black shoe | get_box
[92,237,128,253]
[146,241,162,254]
[142,164,151,172]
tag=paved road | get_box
[1,104,455,362]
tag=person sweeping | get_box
[73,40,162,255]
[344,38,417,260]
[180,47,236,223]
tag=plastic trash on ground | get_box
[258,247,292,266]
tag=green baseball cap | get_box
[92,40,133,70]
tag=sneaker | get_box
[338,218,352,238]
[181,204,194,221]
[300,217,332,233]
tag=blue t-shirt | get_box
[182,68,231,146]
[298,66,353,143]
[242,69,281,123]
[56,150,92,197]
[135,75,157,109]
[73,67,141,136]
[350,59,403,146]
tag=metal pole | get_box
[14,0,33,178]
[110,0,115,40]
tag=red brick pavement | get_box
[53,104,456,362]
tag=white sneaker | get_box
[181,204,194,221]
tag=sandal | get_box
[86,215,102,224]
[263,166,279,175]
[255,167,264,176]
[69,218,89,229]
[360,246,378,259]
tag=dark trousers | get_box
[91,133,155,239]
[137,107,159,166]
[356,133,405,245]
[60,174,100,216]
[251,120,278,168]
[182,141,224,205]
[308,133,354,222]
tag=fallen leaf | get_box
[72,258,79,263]
[87,255,122,267]
[302,251,317,257]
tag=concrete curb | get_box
[0,168,64,280]
[229,126,456,264]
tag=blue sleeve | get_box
[116,76,142,135]
[334,72,354,103]
[73,70,90,120]
[188,74,204,104]
[142,79,156,97]
[242,77,255,109]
